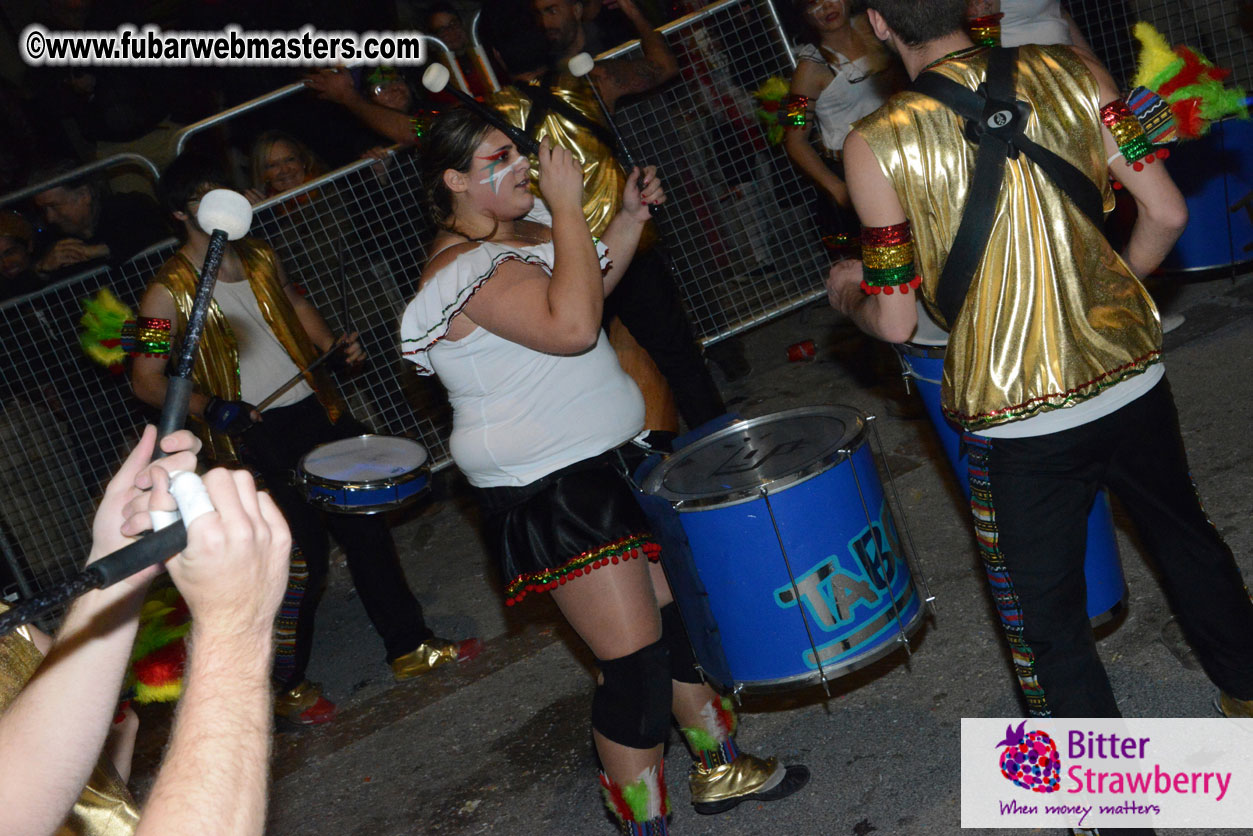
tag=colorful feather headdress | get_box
[1128,22,1248,144]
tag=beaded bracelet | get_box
[123,317,171,357]
[968,13,1004,48]
[780,94,809,129]
[1100,99,1168,172]
[860,222,922,296]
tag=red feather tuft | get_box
[599,772,635,823]
[132,641,186,685]
[1171,98,1206,139]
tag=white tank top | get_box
[999,0,1071,47]
[211,279,312,410]
[794,43,892,154]
[399,239,645,487]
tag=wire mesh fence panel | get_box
[1069,0,1253,92]
[0,251,169,602]
[247,151,451,462]
[0,150,453,605]
[605,0,831,344]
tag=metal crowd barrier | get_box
[2,0,832,605]
[4,0,1247,605]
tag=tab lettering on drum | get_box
[775,559,879,631]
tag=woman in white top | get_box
[400,108,807,833]
[780,0,898,210]
[968,0,1096,52]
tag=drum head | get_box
[642,406,869,508]
[300,435,427,484]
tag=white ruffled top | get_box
[399,238,645,487]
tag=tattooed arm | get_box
[590,0,677,112]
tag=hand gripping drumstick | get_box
[254,338,343,412]
[0,471,217,637]
[422,64,540,156]
[0,192,251,635]
[568,53,656,214]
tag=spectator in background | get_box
[779,0,900,238]
[533,0,679,100]
[303,65,428,147]
[425,2,496,97]
[245,131,328,206]
[30,163,170,276]
[0,212,43,300]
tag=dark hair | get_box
[158,151,229,216]
[479,0,551,76]
[778,0,822,48]
[29,159,99,199]
[425,1,460,23]
[420,107,495,226]
[863,0,967,46]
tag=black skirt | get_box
[474,451,661,606]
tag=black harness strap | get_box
[909,47,1105,325]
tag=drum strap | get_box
[909,47,1106,325]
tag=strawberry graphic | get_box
[996,721,1061,793]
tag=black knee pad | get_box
[661,603,704,684]
[592,638,672,749]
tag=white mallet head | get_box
[568,52,595,78]
[422,63,451,93]
[196,189,252,241]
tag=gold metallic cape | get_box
[151,237,344,463]
[854,45,1161,429]
[490,75,656,249]
[0,603,140,835]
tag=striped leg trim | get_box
[272,543,308,685]
[966,435,1050,717]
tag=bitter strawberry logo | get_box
[996,721,1061,793]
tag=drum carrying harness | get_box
[910,47,1107,325]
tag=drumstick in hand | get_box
[255,337,344,412]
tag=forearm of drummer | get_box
[834,131,918,343]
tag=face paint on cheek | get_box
[477,153,528,194]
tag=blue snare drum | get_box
[641,406,926,693]
[894,303,1125,624]
[1159,118,1253,273]
[297,435,429,514]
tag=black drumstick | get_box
[568,53,656,214]
[0,190,253,636]
[421,64,540,156]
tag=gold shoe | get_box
[690,752,783,806]
[1219,691,1253,718]
[391,636,482,681]
[274,680,336,726]
[690,754,810,815]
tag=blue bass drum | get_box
[894,302,1125,624]
[1159,118,1253,273]
[641,406,926,693]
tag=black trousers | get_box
[603,246,725,429]
[240,395,431,689]
[966,376,1253,718]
